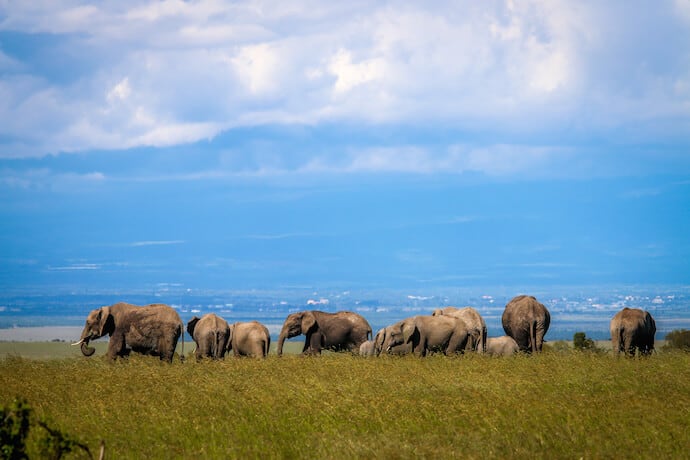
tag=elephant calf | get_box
[359,340,376,357]
[484,336,519,357]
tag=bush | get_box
[0,398,31,460]
[573,332,596,351]
[664,329,690,351]
[0,398,93,460]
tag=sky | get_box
[1,1,689,292]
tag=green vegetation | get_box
[1,345,689,459]
[664,329,690,351]
[1,397,92,460]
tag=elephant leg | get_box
[306,331,323,355]
[107,332,127,360]
[446,334,464,356]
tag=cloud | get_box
[0,1,688,170]
[129,240,185,247]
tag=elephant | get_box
[484,336,519,356]
[432,306,487,352]
[277,310,372,356]
[610,307,656,357]
[384,315,470,357]
[359,340,376,357]
[228,321,271,358]
[373,326,413,356]
[187,313,230,361]
[73,302,183,363]
[502,295,551,353]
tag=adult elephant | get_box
[73,302,183,363]
[432,306,487,352]
[187,313,230,361]
[610,307,656,357]
[276,310,371,356]
[502,295,551,353]
[228,321,271,358]
[384,315,470,357]
[484,336,519,356]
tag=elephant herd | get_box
[73,295,657,363]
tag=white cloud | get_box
[129,240,185,247]
[328,49,386,94]
[0,1,688,166]
[107,78,131,103]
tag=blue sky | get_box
[1,1,689,291]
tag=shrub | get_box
[0,398,93,460]
[664,329,690,351]
[573,332,596,351]
[0,398,31,460]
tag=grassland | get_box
[1,343,689,459]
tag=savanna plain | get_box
[1,342,689,459]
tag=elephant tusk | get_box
[71,339,85,346]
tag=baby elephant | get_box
[359,339,376,357]
[228,321,271,358]
[484,336,519,356]
[187,313,231,361]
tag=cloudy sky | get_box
[1,1,689,290]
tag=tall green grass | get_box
[2,350,689,459]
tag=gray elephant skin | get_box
[187,313,230,360]
[432,306,487,352]
[75,302,183,363]
[385,315,470,357]
[277,310,372,356]
[374,326,413,356]
[228,321,271,358]
[359,340,376,357]
[484,336,519,356]
[502,295,551,353]
[610,307,656,357]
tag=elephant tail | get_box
[179,323,185,363]
[264,335,271,357]
[213,331,223,359]
[529,321,537,354]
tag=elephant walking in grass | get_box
[73,302,183,363]
[384,315,470,357]
[187,314,230,361]
[484,336,519,356]
[228,321,271,358]
[502,295,551,353]
[610,308,656,357]
[432,306,487,352]
[277,310,372,356]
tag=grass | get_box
[1,344,689,459]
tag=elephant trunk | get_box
[80,338,96,357]
[277,331,287,356]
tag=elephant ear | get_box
[374,328,385,349]
[402,320,417,344]
[187,316,200,337]
[301,311,317,333]
[97,306,111,337]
